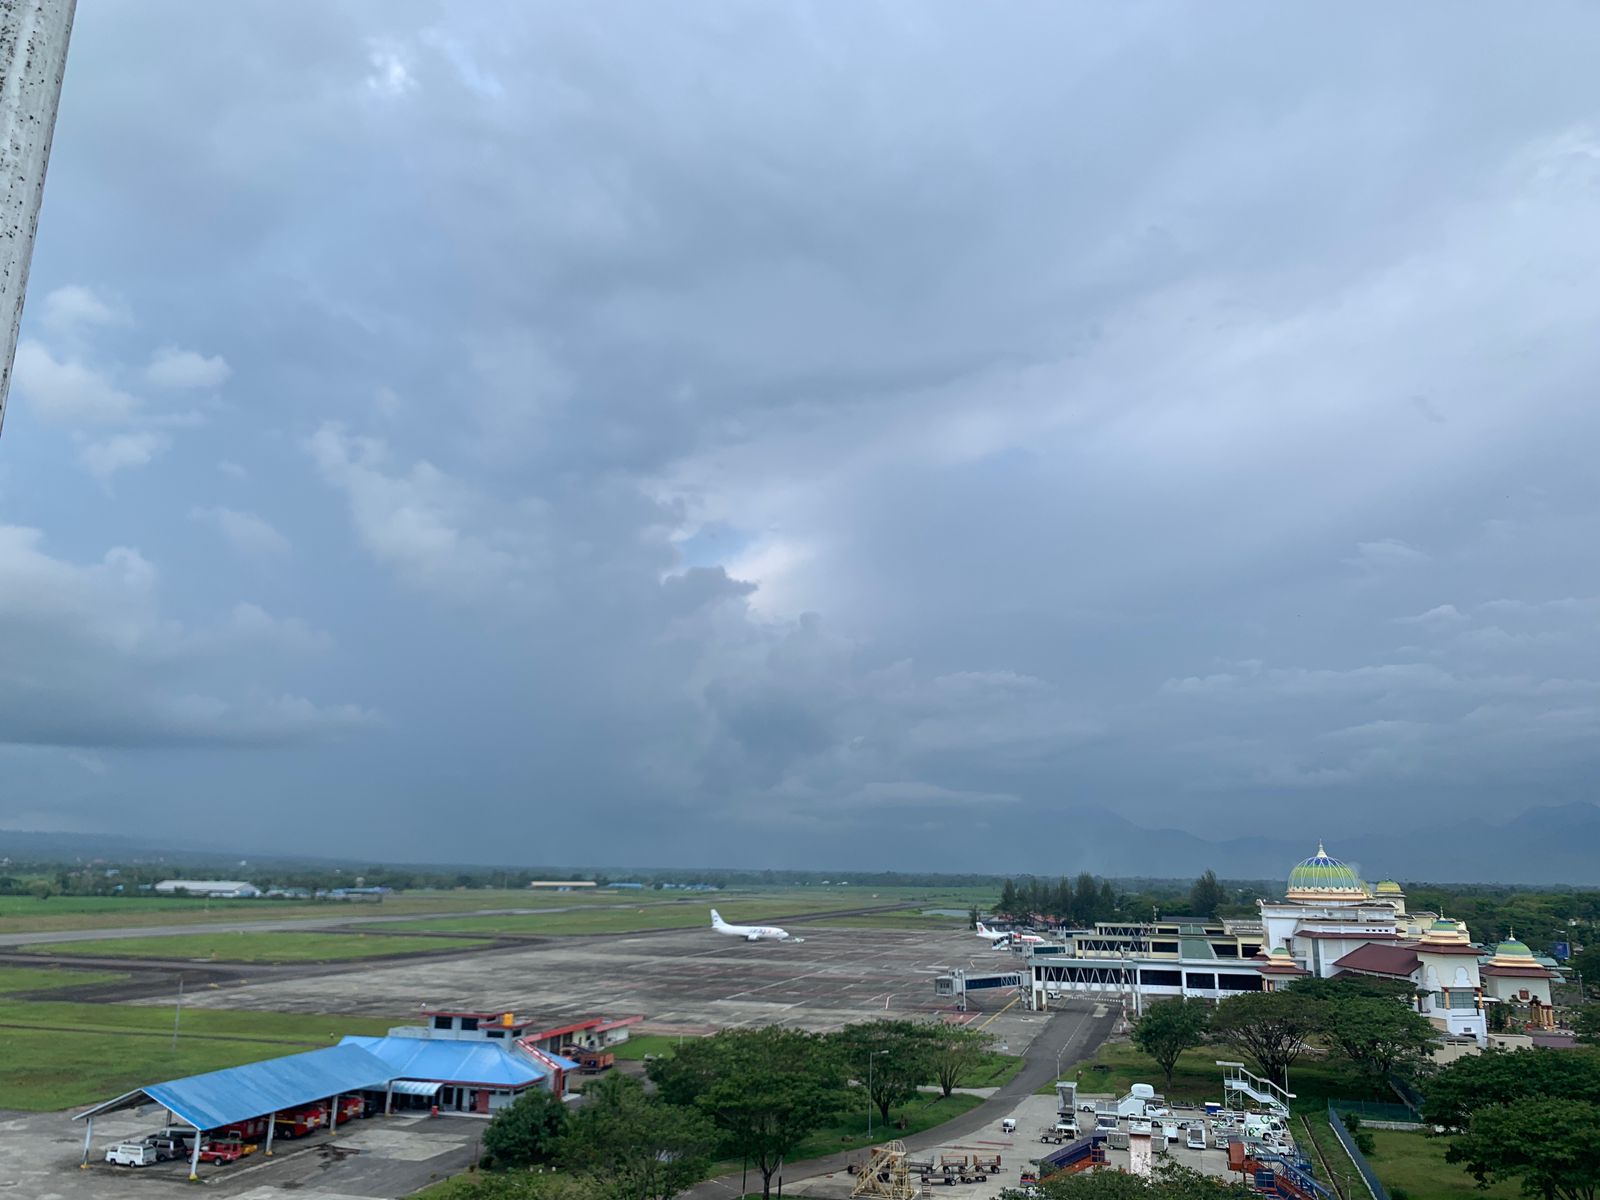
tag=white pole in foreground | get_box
[0,0,76,436]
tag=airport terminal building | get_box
[1026,844,1513,1044]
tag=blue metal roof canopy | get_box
[74,1044,394,1131]
[340,1035,548,1087]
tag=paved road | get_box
[683,998,1119,1200]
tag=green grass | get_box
[609,1033,694,1061]
[17,930,493,962]
[955,1050,1024,1089]
[810,912,969,930]
[769,1092,985,1164]
[0,1002,401,1111]
[1363,1128,1518,1200]
[0,965,128,994]
[387,898,911,937]
[1047,1041,1386,1109]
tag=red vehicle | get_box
[219,1116,271,1142]
[198,1139,246,1164]
[272,1107,326,1139]
[335,1096,365,1125]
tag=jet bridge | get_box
[933,969,1024,1010]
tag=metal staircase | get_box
[1217,1061,1295,1120]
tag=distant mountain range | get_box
[1052,801,1600,887]
[4,801,1598,885]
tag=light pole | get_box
[866,1051,889,1138]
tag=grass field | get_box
[785,1092,984,1163]
[955,1050,1024,1089]
[1045,1040,1385,1109]
[1363,1128,1517,1200]
[609,1033,691,1061]
[16,930,493,963]
[0,965,128,994]
[0,884,993,936]
[0,1001,401,1110]
[386,897,923,937]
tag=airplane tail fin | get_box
[711,909,723,926]
[977,922,989,934]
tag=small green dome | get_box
[1287,843,1365,897]
[1496,938,1533,958]
[1374,880,1403,895]
[1430,918,1458,931]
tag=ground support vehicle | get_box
[105,1143,159,1167]
[199,1138,247,1165]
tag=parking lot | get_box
[0,1107,478,1199]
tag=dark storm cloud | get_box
[3,2,1599,878]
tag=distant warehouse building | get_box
[153,880,261,899]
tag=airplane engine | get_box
[747,933,760,941]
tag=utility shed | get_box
[74,1044,393,1178]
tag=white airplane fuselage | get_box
[711,909,792,941]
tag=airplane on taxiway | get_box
[711,909,800,942]
[975,921,1046,946]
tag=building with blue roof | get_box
[74,1044,395,1178]
[340,1034,553,1113]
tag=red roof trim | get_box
[525,1018,604,1039]
[1481,966,1555,978]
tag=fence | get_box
[1328,1099,1415,1123]
[1324,1105,1391,1200]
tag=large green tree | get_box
[923,1022,993,1098]
[832,1020,935,1125]
[1187,871,1224,920]
[1575,1004,1600,1046]
[648,1026,847,1200]
[1283,975,1434,1084]
[1130,998,1211,1090]
[1422,1047,1600,1130]
[1209,991,1316,1088]
[482,1086,571,1170]
[557,1074,713,1200]
[1446,1098,1600,1200]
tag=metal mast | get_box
[1,0,76,435]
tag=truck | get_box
[578,1049,615,1074]
[199,1138,246,1165]
[105,1143,160,1167]
[273,1107,326,1139]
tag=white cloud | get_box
[218,459,248,480]
[1345,539,1431,571]
[11,340,139,424]
[0,524,365,748]
[222,602,332,654]
[1394,603,1469,627]
[189,506,291,560]
[306,423,535,597]
[80,431,170,480]
[144,347,231,390]
[39,285,123,336]
[365,43,416,96]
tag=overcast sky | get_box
[3,2,1599,874]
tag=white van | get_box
[1186,1125,1208,1150]
[1001,1118,1017,1134]
[105,1143,160,1167]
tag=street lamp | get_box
[867,1051,890,1138]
